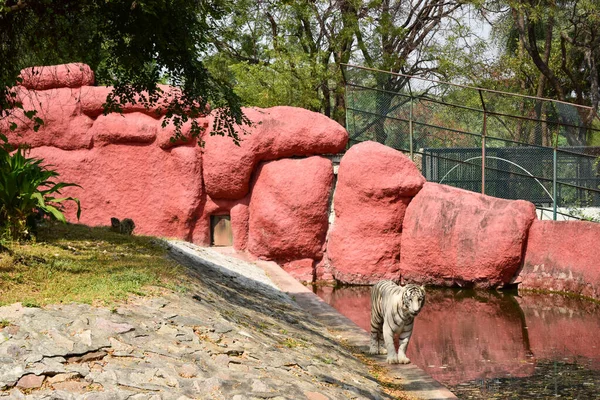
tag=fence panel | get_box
[342,64,600,220]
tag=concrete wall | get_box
[4,63,600,299]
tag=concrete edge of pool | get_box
[252,258,458,400]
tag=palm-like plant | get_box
[0,136,81,240]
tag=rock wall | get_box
[400,182,537,288]
[28,144,202,239]
[519,220,600,299]
[4,63,600,298]
[326,142,600,297]
[326,141,425,284]
[202,107,347,200]
[247,157,334,270]
[3,64,347,281]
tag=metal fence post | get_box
[553,143,558,221]
[409,97,414,161]
[479,90,486,195]
[408,80,414,162]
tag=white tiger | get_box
[369,280,425,364]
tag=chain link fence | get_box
[342,64,600,221]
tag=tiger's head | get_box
[402,284,426,317]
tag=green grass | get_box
[0,222,187,307]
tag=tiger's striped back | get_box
[370,280,403,332]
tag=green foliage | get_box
[473,0,600,145]
[0,0,248,140]
[21,299,40,308]
[227,59,324,111]
[0,140,81,240]
[207,0,478,127]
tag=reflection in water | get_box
[314,285,600,395]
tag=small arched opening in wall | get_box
[210,214,233,246]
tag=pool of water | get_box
[313,285,600,399]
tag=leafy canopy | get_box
[0,0,249,140]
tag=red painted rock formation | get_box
[78,84,185,118]
[326,141,426,284]
[400,182,537,288]
[247,157,334,279]
[519,220,600,299]
[29,144,203,239]
[202,107,347,200]
[3,87,94,150]
[19,63,95,90]
[91,113,158,145]
[3,65,348,250]
[156,118,202,150]
[282,259,316,284]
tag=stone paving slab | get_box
[0,241,397,400]
[210,247,457,400]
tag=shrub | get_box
[0,136,81,240]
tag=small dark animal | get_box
[110,217,136,235]
[110,217,121,232]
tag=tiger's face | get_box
[402,285,425,316]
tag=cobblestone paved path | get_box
[0,243,389,400]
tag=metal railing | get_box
[342,64,600,221]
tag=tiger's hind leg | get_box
[368,330,379,355]
[368,313,386,355]
[369,330,387,355]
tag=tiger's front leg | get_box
[396,323,414,364]
[383,322,398,364]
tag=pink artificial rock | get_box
[326,141,425,284]
[202,106,347,200]
[78,84,187,119]
[519,220,600,299]
[314,258,334,282]
[78,86,113,118]
[156,117,209,150]
[400,182,537,288]
[18,63,95,90]
[28,144,202,239]
[2,87,94,150]
[247,156,334,264]
[91,112,158,145]
[191,196,250,251]
[282,259,316,284]
[326,198,410,284]
[335,141,426,198]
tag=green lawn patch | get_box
[0,222,187,306]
